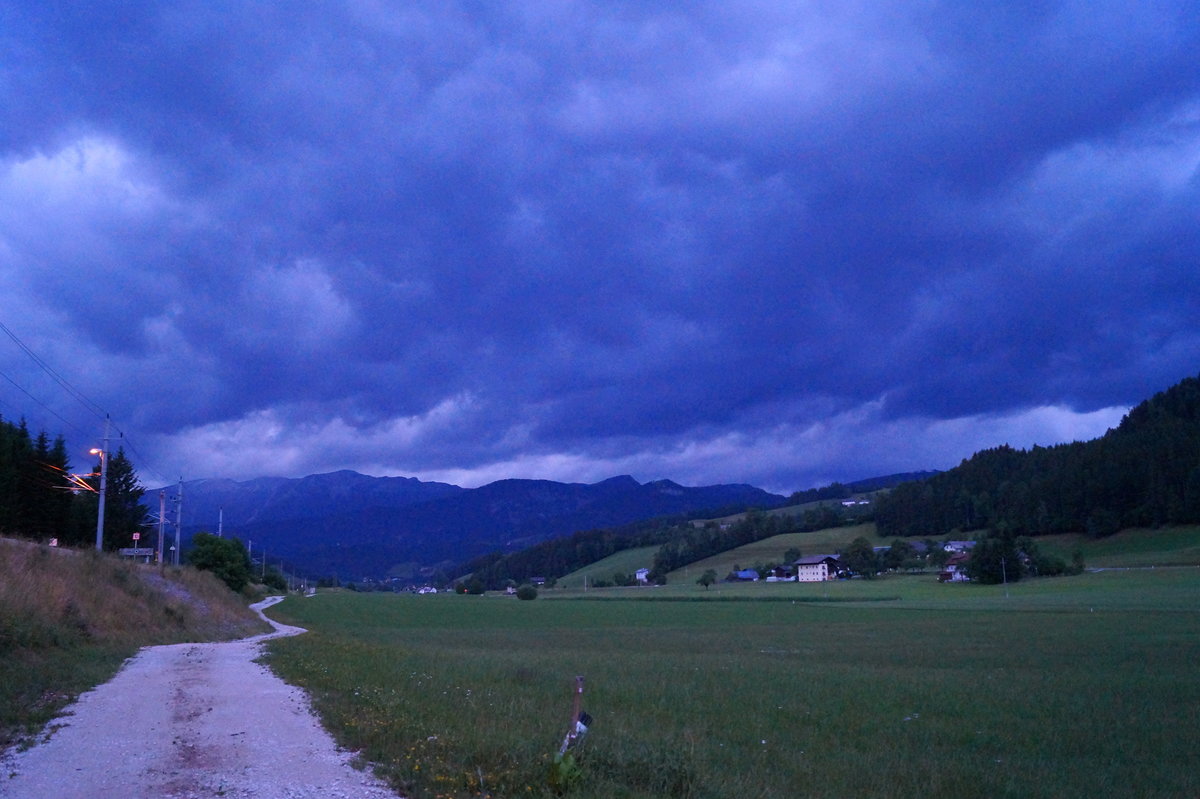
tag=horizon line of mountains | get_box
[158,470,929,580]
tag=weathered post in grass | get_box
[561,676,584,755]
[550,676,591,792]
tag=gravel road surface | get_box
[2,597,404,799]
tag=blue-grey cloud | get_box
[0,1,1197,492]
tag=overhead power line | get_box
[0,321,108,421]
[0,318,172,486]
[0,365,92,439]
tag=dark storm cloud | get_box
[0,1,1197,491]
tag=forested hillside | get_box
[464,500,867,589]
[875,373,1200,538]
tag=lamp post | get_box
[91,416,110,551]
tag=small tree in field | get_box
[516,583,538,600]
[697,569,718,589]
[965,534,1022,584]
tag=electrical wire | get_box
[0,321,107,421]
[0,318,175,487]
[111,430,171,487]
[0,366,93,440]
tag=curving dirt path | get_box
[1,597,404,799]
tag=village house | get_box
[943,540,976,553]
[765,565,795,582]
[792,555,842,582]
[727,568,761,582]
[635,567,650,584]
[938,552,971,582]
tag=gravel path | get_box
[2,597,404,799]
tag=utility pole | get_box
[156,490,166,565]
[217,506,223,537]
[173,477,183,566]
[93,415,110,551]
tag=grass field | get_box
[264,567,1200,799]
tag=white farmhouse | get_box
[792,555,841,582]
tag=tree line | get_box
[462,517,678,590]
[0,415,148,549]
[463,500,868,589]
[875,373,1200,539]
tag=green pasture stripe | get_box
[263,568,1200,799]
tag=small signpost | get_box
[119,533,152,561]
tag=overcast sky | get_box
[1,2,1197,494]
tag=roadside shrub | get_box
[516,584,537,600]
[187,533,252,592]
[262,568,288,591]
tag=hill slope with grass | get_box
[0,538,270,749]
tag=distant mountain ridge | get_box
[158,471,786,579]
[163,470,462,527]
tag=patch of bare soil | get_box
[2,597,403,799]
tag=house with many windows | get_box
[792,555,842,582]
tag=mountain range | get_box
[156,471,786,579]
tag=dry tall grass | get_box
[0,537,270,748]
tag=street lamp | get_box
[91,416,110,551]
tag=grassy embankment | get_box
[264,532,1200,799]
[0,537,270,749]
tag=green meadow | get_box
[557,545,660,589]
[264,567,1200,799]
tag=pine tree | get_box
[102,448,149,549]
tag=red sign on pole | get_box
[132,533,141,541]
